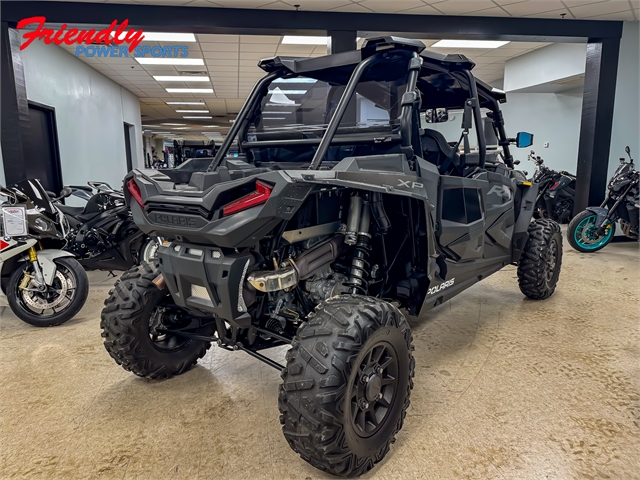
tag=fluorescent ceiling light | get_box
[183,116,213,119]
[171,127,191,130]
[142,124,162,127]
[166,88,214,93]
[282,35,328,45]
[154,75,210,82]
[175,110,210,113]
[264,117,286,120]
[267,90,307,95]
[431,40,510,49]
[166,101,206,105]
[262,111,292,114]
[150,131,170,134]
[201,125,220,128]
[112,32,196,42]
[272,78,318,83]
[136,58,204,66]
[161,123,186,126]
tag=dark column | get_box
[1,22,29,184]
[328,30,357,54]
[329,31,358,126]
[574,37,621,213]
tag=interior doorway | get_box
[24,103,62,194]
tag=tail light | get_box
[223,181,273,216]
[127,179,144,206]
[549,181,560,191]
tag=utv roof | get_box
[258,36,506,108]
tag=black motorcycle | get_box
[50,182,159,271]
[0,179,89,326]
[568,146,638,252]
[529,151,576,224]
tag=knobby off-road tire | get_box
[7,257,89,327]
[100,263,212,379]
[517,219,563,300]
[279,295,415,477]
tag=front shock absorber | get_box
[344,194,371,294]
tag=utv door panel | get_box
[482,172,516,254]
[438,177,487,260]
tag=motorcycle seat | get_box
[57,204,85,216]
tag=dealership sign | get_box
[16,16,189,58]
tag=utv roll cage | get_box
[207,36,514,175]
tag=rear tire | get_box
[100,263,212,379]
[567,210,615,253]
[7,257,88,327]
[279,295,414,477]
[517,219,563,300]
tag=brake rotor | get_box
[22,270,72,310]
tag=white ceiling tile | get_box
[197,34,240,43]
[357,0,425,13]
[240,35,282,44]
[400,4,443,14]
[501,0,566,15]
[276,45,316,55]
[328,3,374,12]
[467,6,511,16]
[569,0,631,17]
[205,59,239,66]
[200,42,239,52]
[430,0,498,14]
[585,9,637,20]
[202,51,239,59]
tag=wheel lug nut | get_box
[376,366,383,374]
[362,401,369,409]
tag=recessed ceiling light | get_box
[166,88,214,93]
[154,75,210,82]
[175,110,210,113]
[431,40,510,49]
[282,36,328,45]
[183,116,213,119]
[161,123,186,126]
[112,32,196,42]
[166,101,206,105]
[267,90,307,95]
[272,78,318,83]
[136,58,205,66]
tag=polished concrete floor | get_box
[1,240,639,480]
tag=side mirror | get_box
[425,108,449,124]
[625,145,631,155]
[516,132,534,148]
[514,160,521,165]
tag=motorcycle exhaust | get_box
[247,235,346,293]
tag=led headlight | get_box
[34,217,51,232]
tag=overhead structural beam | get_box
[574,37,621,213]
[329,30,357,54]
[1,22,29,184]
[0,2,623,41]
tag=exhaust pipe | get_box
[247,236,346,293]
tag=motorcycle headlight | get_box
[34,217,51,232]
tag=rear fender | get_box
[584,206,611,228]
[511,182,539,263]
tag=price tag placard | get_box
[2,206,28,237]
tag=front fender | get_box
[584,207,610,228]
[36,250,76,286]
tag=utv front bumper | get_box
[158,242,254,326]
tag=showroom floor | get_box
[1,240,638,480]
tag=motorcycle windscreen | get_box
[14,179,57,215]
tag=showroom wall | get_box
[608,21,639,179]
[19,40,143,189]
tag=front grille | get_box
[190,284,211,301]
[146,202,212,219]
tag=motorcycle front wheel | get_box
[567,210,615,253]
[6,257,89,327]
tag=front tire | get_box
[279,296,414,477]
[7,257,88,327]
[567,210,615,253]
[100,263,212,379]
[517,219,563,300]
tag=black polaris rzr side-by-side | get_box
[101,37,562,477]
